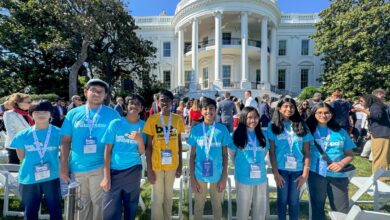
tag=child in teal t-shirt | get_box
[229,106,269,220]
[187,97,232,220]
[100,94,146,220]
[11,101,62,220]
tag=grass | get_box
[1,149,389,219]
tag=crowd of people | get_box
[0,78,389,220]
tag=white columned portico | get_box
[191,18,199,91]
[260,18,270,89]
[214,11,223,88]
[270,27,277,87]
[177,28,184,86]
[241,11,250,89]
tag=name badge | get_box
[84,137,97,154]
[161,150,172,165]
[202,160,213,177]
[285,154,297,170]
[318,159,328,177]
[250,163,261,179]
[34,163,50,181]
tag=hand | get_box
[190,177,202,193]
[130,130,142,141]
[100,177,111,192]
[328,162,344,172]
[217,176,227,192]
[176,163,182,178]
[295,175,308,190]
[274,172,285,188]
[147,169,156,184]
[60,166,70,183]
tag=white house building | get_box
[134,0,323,98]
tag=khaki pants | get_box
[73,168,104,220]
[151,170,176,220]
[194,180,223,220]
[372,137,390,180]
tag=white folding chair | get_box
[138,155,147,212]
[172,171,184,219]
[0,164,51,219]
[329,205,390,220]
[349,168,390,211]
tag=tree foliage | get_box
[0,0,158,100]
[298,86,320,101]
[311,0,390,99]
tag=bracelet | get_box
[304,166,310,169]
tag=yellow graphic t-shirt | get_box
[143,113,185,171]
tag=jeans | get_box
[308,171,349,220]
[102,165,142,220]
[19,178,62,220]
[276,170,302,220]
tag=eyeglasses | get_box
[88,88,105,95]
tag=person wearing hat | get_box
[60,79,120,220]
[309,92,322,109]
[11,100,62,219]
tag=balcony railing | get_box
[223,81,241,89]
[184,38,262,53]
[270,85,299,97]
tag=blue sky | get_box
[128,0,330,16]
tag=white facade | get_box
[134,0,323,98]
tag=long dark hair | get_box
[233,106,266,149]
[306,102,341,134]
[362,94,384,108]
[271,97,307,137]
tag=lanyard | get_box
[284,127,294,154]
[85,105,102,138]
[32,125,52,164]
[315,127,331,151]
[247,131,258,162]
[202,122,216,160]
[160,112,172,149]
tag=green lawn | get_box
[1,150,389,219]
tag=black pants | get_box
[102,165,142,220]
[308,171,350,220]
[19,178,62,220]
[7,148,20,164]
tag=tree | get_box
[298,86,320,101]
[311,0,390,99]
[0,0,158,99]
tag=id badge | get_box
[250,163,261,179]
[202,160,213,177]
[161,150,172,165]
[318,159,328,177]
[34,163,50,181]
[285,154,297,170]
[84,137,97,154]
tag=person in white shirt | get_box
[244,90,258,109]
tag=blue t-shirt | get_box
[101,118,146,170]
[187,122,233,183]
[11,126,61,184]
[310,127,356,178]
[267,120,313,171]
[229,130,270,185]
[61,105,120,173]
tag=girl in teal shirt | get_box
[230,106,269,220]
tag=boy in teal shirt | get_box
[188,97,232,220]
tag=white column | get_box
[270,27,277,87]
[241,11,250,89]
[191,18,199,91]
[214,11,223,88]
[177,28,184,86]
[260,18,270,89]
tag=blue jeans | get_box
[19,178,62,220]
[276,170,302,220]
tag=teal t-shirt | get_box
[267,120,313,171]
[229,130,270,185]
[187,122,233,183]
[101,118,146,170]
[310,127,356,178]
[61,105,120,172]
[11,126,61,184]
